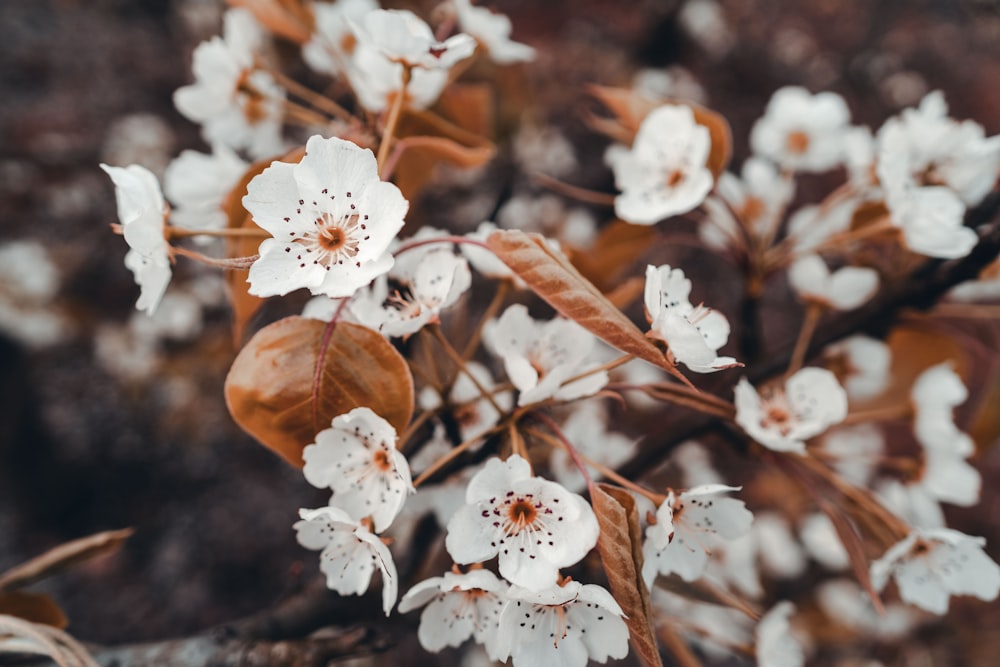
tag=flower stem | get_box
[531,171,617,206]
[786,302,823,376]
[429,324,504,415]
[559,354,634,389]
[377,66,411,177]
[170,245,259,269]
[270,67,354,122]
[166,226,269,240]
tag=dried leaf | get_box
[817,499,885,613]
[0,592,68,628]
[689,103,732,180]
[571,220,658,293]
[227,0,312,43]
[591,483,663,667]
[224,317,414,467]
[0,528,134,592]
[434,83,496,139]
[486,230,675,373]
[223,147,306,346]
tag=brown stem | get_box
[170,245,259,269]
[377,67,410,176]
[786,302,824,376]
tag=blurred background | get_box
[1,0,999,660]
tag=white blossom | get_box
[870,528,1000,614]
[755,601,804,667]
[486,304,608,406]
[642,484,753,585]
[100,164,171,315]
[787,255,879,311]
[173,9,285,159]
[610,104,714,224]
[243,135,407,298]
[644,264,738,373]
[823,335,891,401]
[734,368,848,454]
[303,407,413,532]
[346,9,475,113]
[548,401,633,492]
[294,506,398,615]
[453,0,535,64]
[0,240,68,348]
[497,581,629,667]
[750,86,851,172]
[715,157,794,239]
[399,569,507,659]
[445,455,599,590]
[816,579,917,641]
[799,512,849,570]
[819,424,885,487]
[163,143,248,235]
[302,0,378,76]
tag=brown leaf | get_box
[486,229,676,373]
[689,103,732,180]
[226,0,312,43]
[0,591,68,628]
[591,483,663,667]
[393,136,496,200]
[222,147,306,346]
[817,499,885,614]
[571,220,658,293]
[434,83,496,139]
[224,317,414,467]
[0,528,133,592]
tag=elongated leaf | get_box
[225,317,414,466]
[0,592,67,628]
[227,0,312,43]
[817,499,885,613]
[591,483,663,667]
[486,229,675,372]
[0,528,133,592]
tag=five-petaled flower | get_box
[609,104,714,225]
[294,506,398,616]
[735,368,848,454]
[243,134,408,298]
[642,484,754,585]
[303,406,413,532]
[870,528,1000,615]
[496,580,630,667]
[445,455,599,590]
[398,568,508,660]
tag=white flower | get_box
[548,401,633,492]
[816,579,917,641]
[345,9,476,113]
[799,512,849,570]
[787,255,879,311]
[445,455,599,590]
[644,264,738,372]
[877,91,1000,208]
[632,65,707,105]
[715,157,795,239]
[398,569,508,660]
[497,195,598,249]
[173,9,285,159]
[642,484,753,584]
[243,135,407,298]
[750,86,851,172]
[755,601,804,667]
[486,304,608,407]
[734,368,848,454]
[163,143,248,236]
[818,424,885,487]
[453,0,535,64]
[496,581,629,667]
[884,182,976,259]
[294,506,398,615]
[870,528,1000,614]
[610,104,714,225]
[351,247,471,338]
[823,335,891,401]
[303,407,413,532]
[447,362,513,442]
[100,163,171,315]
[0,240,68,349]
[908,363,980,510]
[302,0,378,76]
[784,199,855,254]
